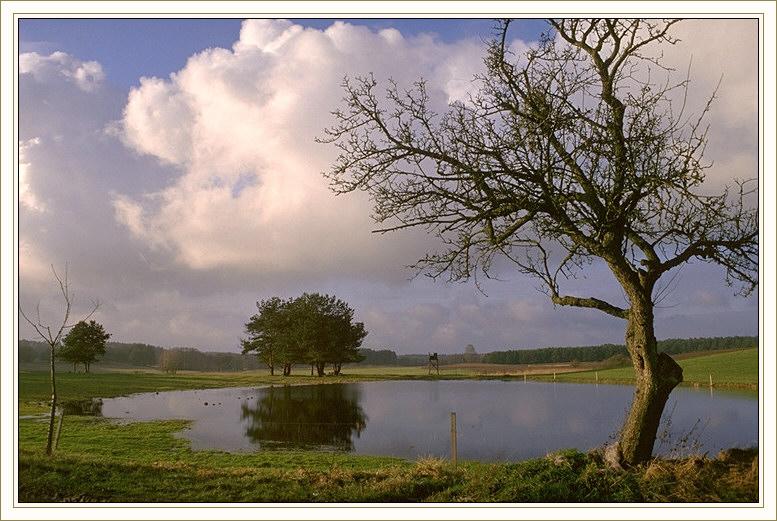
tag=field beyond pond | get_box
[18,348,758,411]
[17,348,758,502]
[552,349,758,389]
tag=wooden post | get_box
[523,372,527,383]
[450,412,457,465]
[709,374,713,387]
[553,372,556,381]
[595,372,599,383]
[54,410,65,450]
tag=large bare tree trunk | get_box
[46,345,57,455]
[617,300,683,466]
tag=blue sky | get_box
[17,18,758,352]
[19,18,548,88]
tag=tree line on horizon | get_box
[19,335,757,372]
[482,336,758,365]
[18,340,265,372]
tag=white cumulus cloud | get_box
[19,137,45,211]
[117,19,488,273]
[20,51,104,91]
[17,19,758,352]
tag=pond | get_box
[81,380,757,462]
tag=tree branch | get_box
[551,293,629,319]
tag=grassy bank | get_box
[550,349,757,389]
[18,414,757,502]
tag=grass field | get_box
[16,348,759,502]
[551,348,758,389]
[18,414,757,502]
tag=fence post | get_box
[553,372,556,382]
[595,371,599,383]
[450,412,457,465]
[709,374,713,388]
[523,372,527,382]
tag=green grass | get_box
[552,348,758,389]
[18,414,758,502]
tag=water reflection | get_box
[60,399,103,416]
[240,385,367,450]
[89,381,756,461]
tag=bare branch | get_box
[551,293,629,319]
[321,17,757,316]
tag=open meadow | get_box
[552,349,758,389]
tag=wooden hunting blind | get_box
[428,352,439,375]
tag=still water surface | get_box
[82,381,756,462]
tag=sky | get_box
[17,18,759,354]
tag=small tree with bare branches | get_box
[320,19,757,466]
[19,265,98,455]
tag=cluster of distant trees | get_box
[19,340,264,372]
[158,348,264,373]
[355,348,398,365]
[20,339,157,367]
[482,336,758,365]
[56,320,110,372]
[241,293,367,376]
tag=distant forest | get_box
[18,340,263,372]
[481,336,758,365]
[18,335,757,372]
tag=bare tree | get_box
[19,265,98,455]
[320,19,757,466]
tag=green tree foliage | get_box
[242,293,367,376]
[241,297,294,376]
[58,320,110,373]
[356,348,398,365]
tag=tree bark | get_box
[46,344,57,456]
[316,362,326,376]
[333,363,342,376]
[617,299,683,466]
[283,364,292,376]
